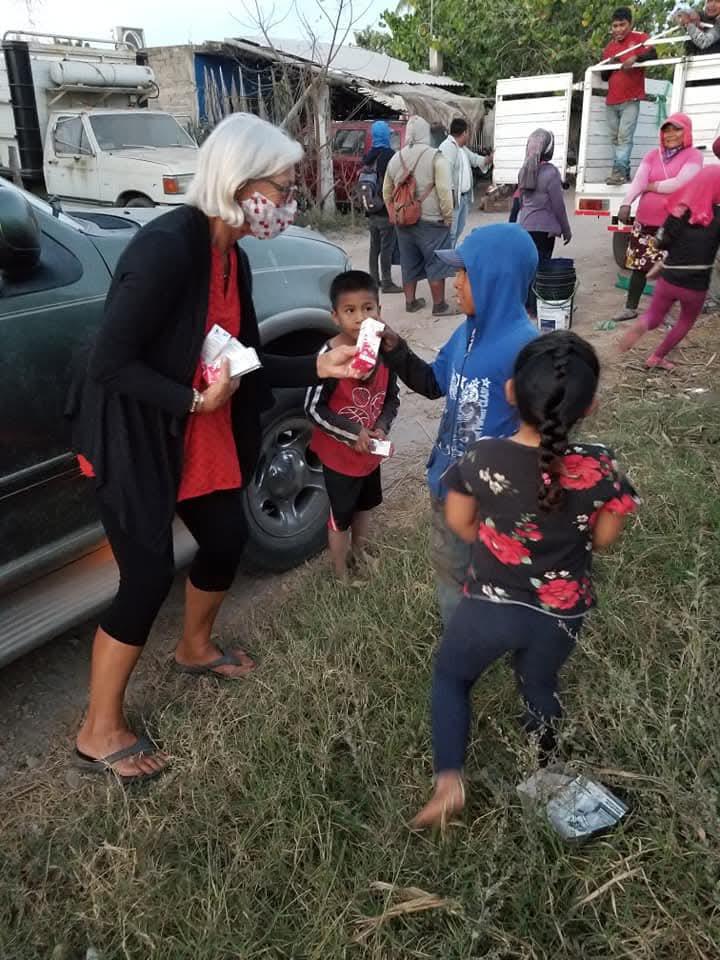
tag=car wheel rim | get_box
[247,416,327,539]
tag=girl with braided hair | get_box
[412,331,639,829]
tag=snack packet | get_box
[350,318,384,376]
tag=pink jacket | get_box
[624,113,703,228]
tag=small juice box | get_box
[350,318,384,376]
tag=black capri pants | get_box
[99,488,248,646]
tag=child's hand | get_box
[379,326,401,353]
[354,428,372,453]
[369,427,386,440]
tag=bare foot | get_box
[174,642,256,679]
[646,354,675,371]
[618,324,645,353]
[76,726,169,779]
[411,772,465,830]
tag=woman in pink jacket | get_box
[613,114,703,322]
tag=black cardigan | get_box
[67,204,319,549]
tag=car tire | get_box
[124,196,155,208]
[240,388,329,573]
[613,231,630,270]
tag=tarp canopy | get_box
[359,83,488,137]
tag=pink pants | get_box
[641,276,707,359]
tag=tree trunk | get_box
[313,81,335,215]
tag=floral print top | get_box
[445,438,640,619]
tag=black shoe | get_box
[406,298,426,313]
[432,301,459,317]
[381,282,403,294]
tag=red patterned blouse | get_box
[177,247,243,502]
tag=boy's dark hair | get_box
[513,331,600,512]
[450,117,468,137]
[330,270,379,309]
[611,6,633,22]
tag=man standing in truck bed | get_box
[602,7,657,185]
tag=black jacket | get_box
[658,206,720,291]
[67,205,318,549]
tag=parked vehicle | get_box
[0,183,347,667]
[494,49,720,266]
[1,31,199,207]
[331,119,407,203]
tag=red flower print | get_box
[537,578,581,611]
[478,524,532,565]
[560,455,604,491]
[603,494,637,516]
[517,521,543,542]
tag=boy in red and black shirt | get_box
[305,271,399,578]
[601,7,656,185]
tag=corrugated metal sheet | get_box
[228,37,463,87]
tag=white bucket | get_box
[537,296,574,333]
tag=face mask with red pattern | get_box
[240,191,297,240]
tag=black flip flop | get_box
[173,648,255,680]
[74,734,166,784]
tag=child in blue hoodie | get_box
[380,224,539,626]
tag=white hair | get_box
[186,113,303,228]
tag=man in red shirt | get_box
[602,7,656,185]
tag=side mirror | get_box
[0,188,41,279]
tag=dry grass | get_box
[1,325,719,960]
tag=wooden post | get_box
[313,80,335,215]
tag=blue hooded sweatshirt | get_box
[371,120,391,148]
[427,223,539,499]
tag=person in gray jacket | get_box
[383,116,455,316]
[439,118,492,247]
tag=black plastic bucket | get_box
[535,258,576,302]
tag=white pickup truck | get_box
[493,45,720,266]
[1,31,198,207]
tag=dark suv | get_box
[0,185,348,667]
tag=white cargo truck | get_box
[0,30,198,207]
[494,45,720,266]
[575,45,720,266]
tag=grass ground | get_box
[2,329,719,960]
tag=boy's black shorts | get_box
[323,465,382,532]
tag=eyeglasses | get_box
[263,179,298,202]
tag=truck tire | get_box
[240,388,329,573]
[613,231,630,270]
[124,196,155,208]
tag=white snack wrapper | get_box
[200,323,262,382]
[367,438,394,458]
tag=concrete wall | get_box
[145,46,197,128]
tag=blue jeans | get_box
[450,191,472,248]
[432,598,581,771]
[430,497,472,628]
[606,100,640,178]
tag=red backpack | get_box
[388,148,434,227]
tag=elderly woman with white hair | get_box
[69,113,355,782]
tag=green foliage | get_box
[358,0,678,95]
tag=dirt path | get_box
[0,194,640,783]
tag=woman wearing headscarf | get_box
[362,120,402,293]
[517,128,572,265]
[383,116,455,316]
[619,167,720,369]
[379,224,539,626]
[613,114,703,322]
[67,114,355,782]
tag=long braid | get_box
[537,340,572,511]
